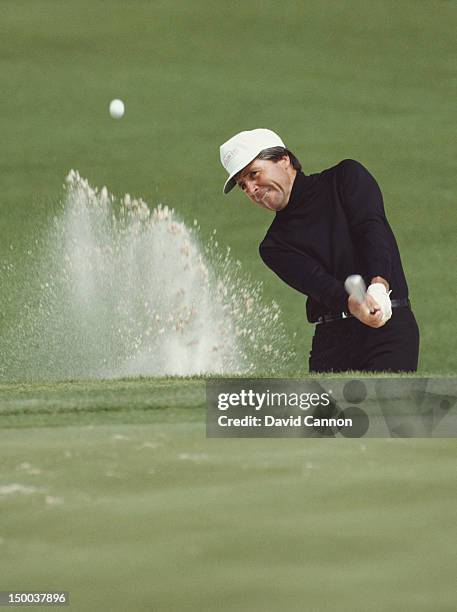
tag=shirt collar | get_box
[277,170,313,216]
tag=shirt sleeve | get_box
[338,159,392,282]
[259,239,349,312]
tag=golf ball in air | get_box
[109,99,125,119]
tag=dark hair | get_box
[256,146,302,171]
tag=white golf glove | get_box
[367,283,392,323]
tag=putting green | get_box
[1,379,456,610]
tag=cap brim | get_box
[222,152,258,195]
[223,176,237,194]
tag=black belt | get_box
[314,298,411,325]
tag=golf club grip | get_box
[344,275,366,304]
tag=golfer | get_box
[219,128,420,373]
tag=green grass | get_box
[0,378,205,428]
[1,378,456,611]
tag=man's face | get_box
[235,156,296,212]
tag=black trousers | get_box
[309,306,420,373]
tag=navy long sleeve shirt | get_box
[259,159,409,323]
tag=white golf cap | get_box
[220,128,286,194]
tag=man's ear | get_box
[279,154,291,168]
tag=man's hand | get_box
[348,293,386,328]
[367,282,392,323]
[371,276,389,291]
